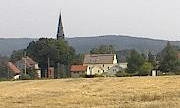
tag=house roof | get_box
[83,54,115,64]
[70,65,87,72]
[22,56,37,68]
[177,52,180,59]
[7,62,20,74]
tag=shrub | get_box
[138,62,153,76]
[20,74,31,80]
[94,73,104,77]
[116,71,132,77]
[0,78,9,82]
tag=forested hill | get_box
[0,35,180,56]
[0,38,37,56]
[68,35,180,53]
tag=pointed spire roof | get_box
[57,11,65,40]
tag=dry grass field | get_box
[0,76,180,108]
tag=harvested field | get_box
[0,76,180,108]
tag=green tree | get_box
[0,55,9,79]
[148,51,156,68]
[127,50,145,74]
[90,45,115,54]
[159,42,177,72]
[141,53,147,61]
[115,49,132,63]
[71,54,84,65]
[28,68,39,80]
[174,61,180,74]
[10,49,25,63]
[139,62,153,76]
[26,38,76,78]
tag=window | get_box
[103,70,105,73]
[113,69,117,72]
[108,67,110,70]
[98,70,100,73]
[103,64,104,67]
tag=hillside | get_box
[0,38,36,56]
[0,35,180,56]
[0,76,180,108]
[68,35,180,54]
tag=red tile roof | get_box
[70,65,87,72]
[7,62,20,74]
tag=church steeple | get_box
[57,12,65,40]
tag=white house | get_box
[83,54,118,76]
[107,65,123,77]
[118,63,128,69]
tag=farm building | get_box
[70,54,128,77]
[15,56,41,78]
[7,62,21,79]
[70,65,87,78]
[106,65,123,77]
[83,54,118,76]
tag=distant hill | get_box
[0,35,180,56]
[68,35,180,54]
[0,38,37,56]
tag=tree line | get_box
[0,38,179,80]
[90,42,180,76]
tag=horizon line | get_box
[0,35,179,42]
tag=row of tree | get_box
[90,42,180,75]
[10,38,77,78]
[128,42,180,75]
[8,39,180,78]
[159,42,180,73]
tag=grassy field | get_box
[0,76,180,108]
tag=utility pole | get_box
[24,51,27,75]
[7,67,9,79]
[57,62,60,78]
[46,57,50,78]
[48,57,50,68]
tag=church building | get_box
[57,12,65,40]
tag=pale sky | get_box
[0,0,180,41]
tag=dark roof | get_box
[83,54,114,64]
[70,65,87,72]
[22,56,37,68]
[7,62,20,74]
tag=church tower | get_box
[57,12,65,40]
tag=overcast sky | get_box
[0,0,180,41]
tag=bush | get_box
[159,72,176,76]
[138,62,153,76]
[175,71,180,75]
[116,71,133,77]
[94,73,104,77]
[174,62,180,75]
[0,78,9,82]
[29,70,39,79]
[20,74,31,80]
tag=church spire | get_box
[57,11,65,40]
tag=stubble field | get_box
[0,76,180,108]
